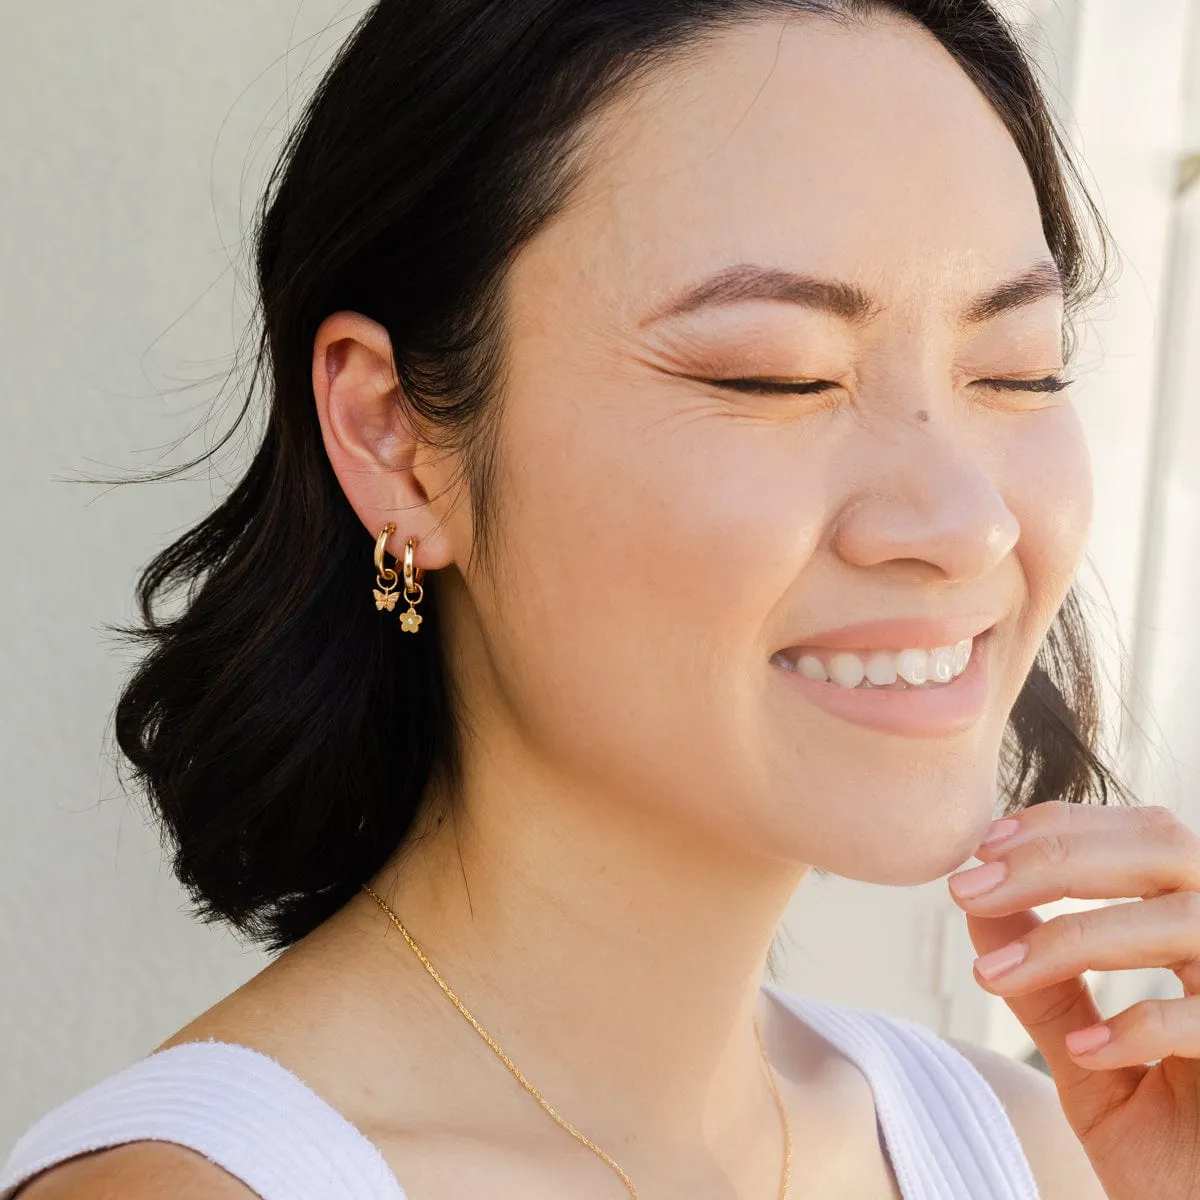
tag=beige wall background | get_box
[2,0,1198,1152]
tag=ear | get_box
[312,310,459,573]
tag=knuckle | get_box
[1137,803,1183,840]
[1138,805,1200,872]
[1171,817,1200,861]
[1026,799,1071,827]
[1122,998,1171,1041]
[1173,889,1200,926]
[1029,978,1091,1028]
[1024,832,1070,870]
[1047,910,1090,956]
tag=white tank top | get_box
[0,983,1040,1199]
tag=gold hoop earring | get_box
[399,537,424,633]
[372,523,400,613]
[371,523,425,633]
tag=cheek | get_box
[486,374,829,786]
[1003,404,1093,625]
[520,402,825,643]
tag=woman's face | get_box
[444,13,1092,884]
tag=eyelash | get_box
[711,374,1073,396]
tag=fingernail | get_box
[974,940,1028,979]
[949,859,1008,899]
[979,817,1020,846]
[1065,1024,1111,1054]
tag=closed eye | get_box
[976,374,1072,393]
[707,374,1073,395]
[707,378,840,395]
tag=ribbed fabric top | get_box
[765,985,1040,1199]
[0,1035,404,1200]
[1,983,1039,1200]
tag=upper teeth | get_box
[774,638,974,689]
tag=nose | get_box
[830,431,1020,583]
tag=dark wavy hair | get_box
[107,0,1132,954]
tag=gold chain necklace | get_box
[360,883,792,1199]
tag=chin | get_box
[761,759,1005,887]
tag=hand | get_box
[947,800,1200,1200]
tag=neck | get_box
[368,744,809,1155]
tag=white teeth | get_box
[929,645,955,683]
[895,648,929,686]
[774,635,980,689]
[864,652,898,686]
[828,653,865,688]
[797,654,828,681]
[952,637,972,674]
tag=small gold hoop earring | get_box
[372,523,400,613]
[371,524,426,633]
[399,537,424,633]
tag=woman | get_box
[5,1,1200,1197]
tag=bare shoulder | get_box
[13,1141,257,1199]
[945,1035,1106,1200]
[11,910,404,1199]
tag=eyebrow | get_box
[638,259,1064,328]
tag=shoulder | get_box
[945,1035,1105,1200]
[13,1141,257,1198]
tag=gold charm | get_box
[373,522,401,613]
[373,587,399,612]
[374,525,425,632]
[398,536,424,633]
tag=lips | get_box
[768,618,999,736]
[772,612,999,657]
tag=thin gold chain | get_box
[360,883,791,1199]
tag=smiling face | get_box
[438,12,1093,884]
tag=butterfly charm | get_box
[373,588,399,612]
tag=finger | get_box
[964,892,1200,998]
[962,908,1149,1137]
[949,820,1200,917]
[972,801,1199,871]
[1064,992,1200,1067]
